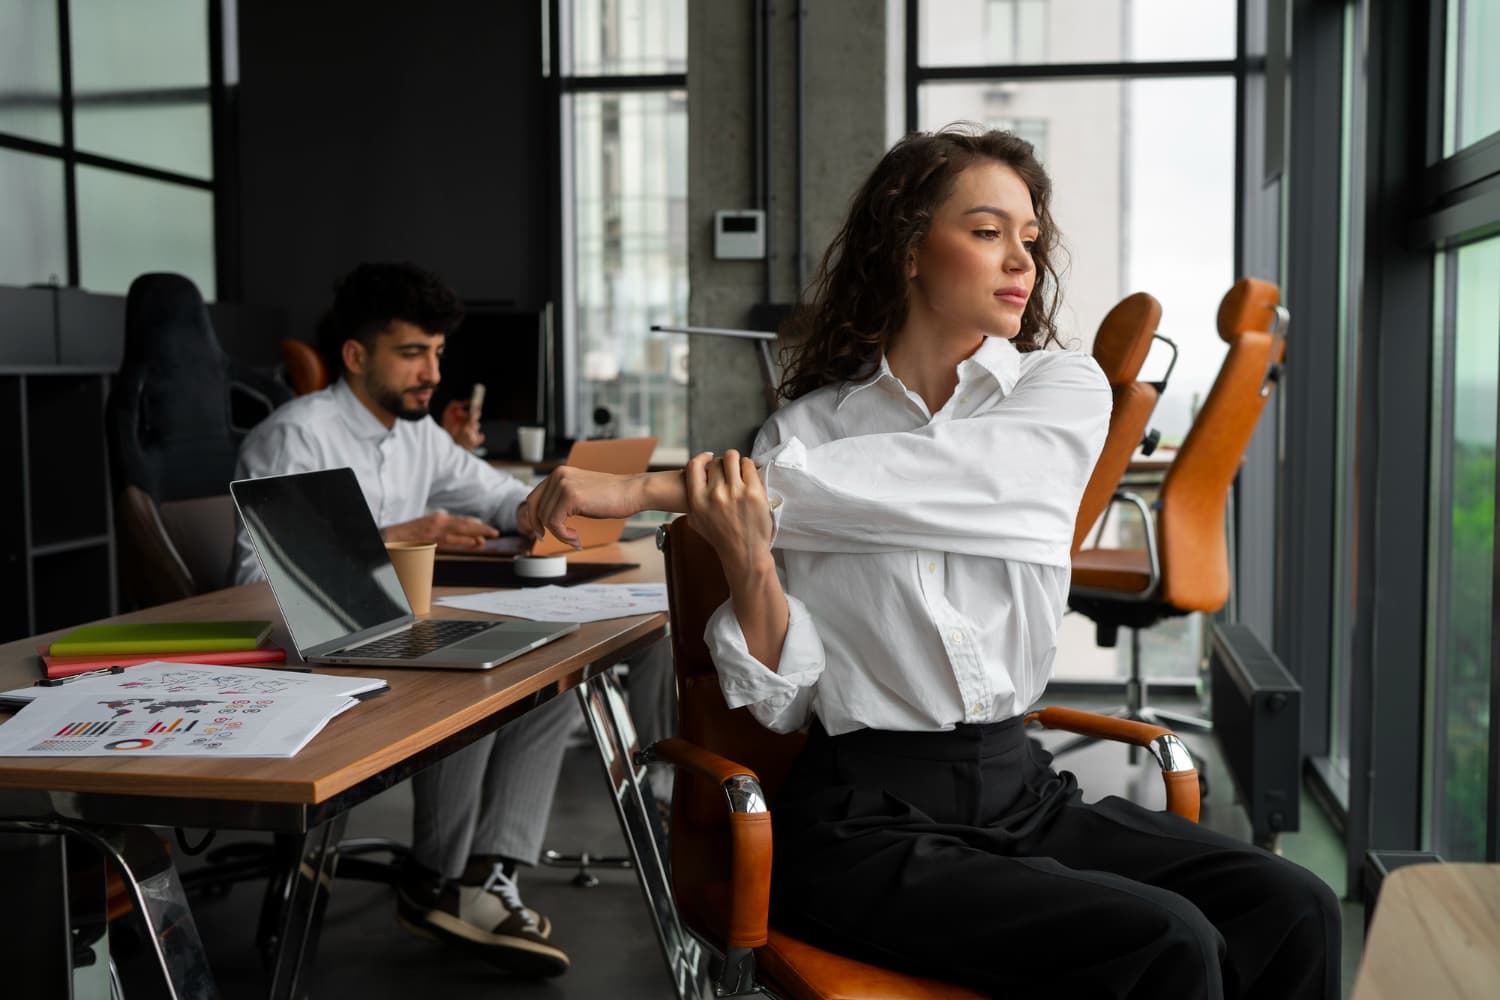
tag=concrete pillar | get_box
[686,0,888,455]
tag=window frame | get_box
[546,0,688,446]
[0,0,222,293]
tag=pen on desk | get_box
[37,665,127,687]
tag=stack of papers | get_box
[0,662,386,758]
[435,583,669,623]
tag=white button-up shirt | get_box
[706,337,1109,736]
[231,378,531,584]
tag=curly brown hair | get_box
[778,124,1063,401]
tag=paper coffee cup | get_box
[384,541,437,614]
[518,425,545,464]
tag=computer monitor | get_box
[432,304,546,446]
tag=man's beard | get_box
[370,380,436,422]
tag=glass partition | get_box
[1427,235,1499,861]
[570,0,686,75]
[918,0,1236,67]
[69,0,213,179]
[0,149,67,287]
[0,0,63,144]
[77,166,215,298]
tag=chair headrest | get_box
[1092,292,1162,386]
[124,272,226,370]
[1216,277,1281,343]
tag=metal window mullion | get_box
[1345,0,1436,893]
[56,0,77,287]
[914,58,1239,83]
[905,0,918,134]
[1428,249,1458,853]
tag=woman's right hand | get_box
[523,466,645,547]
[686,449,775,580]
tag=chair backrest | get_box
[281,338,330,396]
[115,487,238,606]
[107,273,287,607]
[1156,277,1286,612]
[1073,292,1162,553]
[661,517,807,925]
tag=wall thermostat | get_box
[713,209,766,260]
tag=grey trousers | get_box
[409,640,676,879]
[410,692,576,878]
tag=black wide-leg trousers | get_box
[768,718,1340,1000]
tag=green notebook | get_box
[48,621,274,657]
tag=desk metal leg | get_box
[0,819,220,1000]
[578,672,709,1000]
[267,813,348,1000]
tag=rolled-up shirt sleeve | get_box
[706,566,825,734]
[758,353,1109,567]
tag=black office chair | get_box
[103,273,407,966]
[107,272,290,607]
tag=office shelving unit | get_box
[0,285,122,642]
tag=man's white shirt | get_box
[706,336,1110,736]
[231,378,530,585]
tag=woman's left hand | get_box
[686,449,775,579]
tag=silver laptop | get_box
[230,468,578,669]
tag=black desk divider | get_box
[432,560,639,589]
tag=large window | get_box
[0,0,217,297]
[1426,238,1499,861]
[1416,0,1500,863]
[557,0,688,461]
[913,0,1239,683]
[1420,0,1500,862]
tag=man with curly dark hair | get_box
[231,261,573,977]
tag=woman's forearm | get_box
[724,552,789,672]
[634,469,690,514]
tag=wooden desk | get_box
[0,537,701,1000]
[1350,863,1500,1000]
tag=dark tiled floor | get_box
[153,693,1361,999]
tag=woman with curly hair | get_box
[525,124,1339,998]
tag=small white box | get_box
[714,210,766,260]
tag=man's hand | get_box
[523,467,647,547]
[383,511,498,548]
[441,400,485,451]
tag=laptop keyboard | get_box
[344,619,495,659]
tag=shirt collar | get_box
[332,377,397,442]
[963,335,1022,396]
[834,335,1022,409]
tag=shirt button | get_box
[927,561,936,573]
[951,630,963,644]
[972,702,984,713]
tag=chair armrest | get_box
[1026,707,1200,822]
[646,738,772,949]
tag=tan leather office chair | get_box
[1073,291,1165,554]
[1068,278,1288,734]
[647,517,1200,998]
[280,338,330,396]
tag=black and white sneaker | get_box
[397,860,569,978]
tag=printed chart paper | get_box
[435,583,668,623]
[0,661,385,709]
[0,684,356,758]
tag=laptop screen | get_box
[231,468,410,653]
